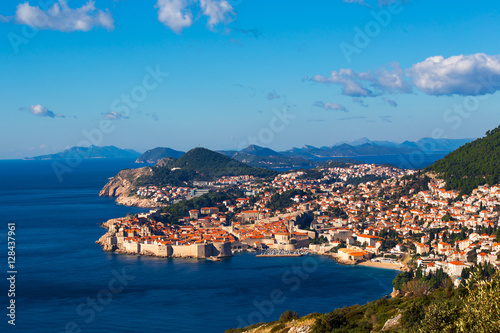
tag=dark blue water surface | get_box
[352,152,448,169]
[0,160,398,333]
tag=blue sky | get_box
[1,0,500,158]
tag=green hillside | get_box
[136,147,278,186]
[135,147,185,163]
[172,147,278,177]
[424,125,500,194]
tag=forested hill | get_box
[173,147,277,177]
[136,147,278,186]
[424,125,500,194]
[135,147,185,163]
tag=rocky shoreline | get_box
[114,195,166,208]
[98,166,167,208]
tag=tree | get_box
[279,310,299,323]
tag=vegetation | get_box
[425,125,500,194]
[136,147,185,162]
[327,206,348,219]
[310,235,328,244]
[266,189,305,211]
[173,148,278,178]
[296,168,325,180]
[136,147,278,187]
[319,160,361,168]
[136,167,198,187]
[392,268,450,292]
[279,310,299,322]
[399,174,430,196]
[227,264,500,333]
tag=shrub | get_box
[280,310,299,323]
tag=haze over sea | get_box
[0,159,404,333]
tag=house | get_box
[448,261,466,277]
[438,242,452,251]
[327,228,353,242]
[239,210,260,222]
[189,209,199,219]
[415,242,430,255]
[338,248,370,261]
[200,207,219,215]
[477,252,497,265]
[356,234,379,247]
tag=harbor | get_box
[256,249,308,257]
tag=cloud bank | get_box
[314,101,348,112]
[156,0,234,33]
[406,53,500,96]
[13,0,114,32]
[311,62,411,97]
[311,53,500,98]
[21,104,65,118]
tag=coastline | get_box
[320,252,403,271]
[357,261,404,271]
[256,254,302,257]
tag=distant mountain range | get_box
[216,138,473,169]
[25,145,140,160]
[332,137,472,151]
[27,137,473,168]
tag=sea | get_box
[0,159,404,333]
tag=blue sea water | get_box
[352,152,448,169]
[0,159,398,333]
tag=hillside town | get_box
[98,162,500,284]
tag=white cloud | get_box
[311,63,410,97]
[14,0,114,32]
[103,111,128,120]
[373,62,411,93]
[314,101,348,112]
[21,104,65,118]
[156,0,234,33]
[406,53,500,96]
[382,97,398,107]
[199,0,234,29]
[311,70,374,97]
[156,0,193,33]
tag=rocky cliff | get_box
[100,166,152,197]
[99,166,166,208]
